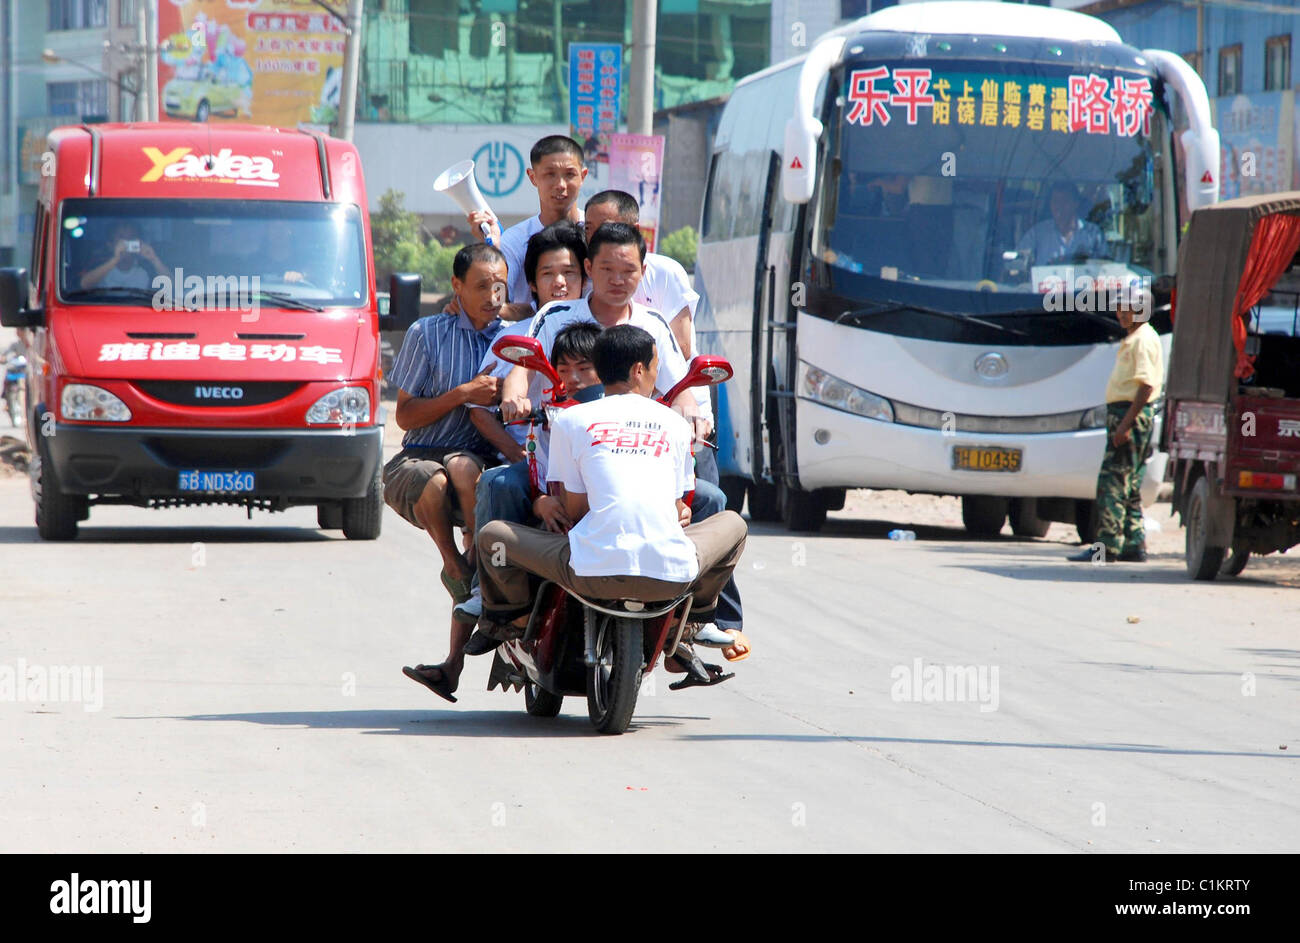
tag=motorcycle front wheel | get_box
[586,614,643,735]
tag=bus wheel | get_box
[961,496,1008,537]
[747,480,780,522]
[719,476,747,513]
[779,482,827,533]
[1009,498,1051,538]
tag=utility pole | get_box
[135,0,149,121]
[337,0,364,141]
[628,0,657,135]
[144,0,158,121]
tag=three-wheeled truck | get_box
[1165,193,1300,579]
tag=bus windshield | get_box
[815,59,1170,315]
[58,199,368,310]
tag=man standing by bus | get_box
[1068,292,1162,563]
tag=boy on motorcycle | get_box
[475,325,747,685]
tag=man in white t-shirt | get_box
[476,325,746,685]
[467,135,588,305]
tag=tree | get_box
[658,226,697,271]
[371,189,462,294]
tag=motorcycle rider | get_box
[475,325,747,686]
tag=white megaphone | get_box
[434,159,495,245]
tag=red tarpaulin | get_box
[1233,213,1300,378]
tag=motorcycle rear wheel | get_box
[586,615,643,735]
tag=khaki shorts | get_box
[383,447,494,527]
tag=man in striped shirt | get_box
[391,244,515,703]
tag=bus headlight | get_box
[61,384,131,422]
[306,387,370,425]
[800,363,893,421]
[1079,405,1109,429]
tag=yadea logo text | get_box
[140,147,280,187]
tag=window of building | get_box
[48,80,109,119]
[1183,51,1201,77]
[1219,44,1242,96]
[49,0,107,31]
[119,0,135,28]
[1266,35,1291,92]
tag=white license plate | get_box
[178,470,256,493]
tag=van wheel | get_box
[719,475,747,513]
[747,480,780,522]
[33,445,83,541]
[962,496,1008,536]
[195,99,210,122]
[1185,477,1227,581]
[341,467,382,540]
[1009,498,1051,538]
[779,481,828,532]
[1075,499,1098,545]
[316,503,343,530]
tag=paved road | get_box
[2,473,1298,853]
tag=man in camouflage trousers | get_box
[1069,295,1163,563]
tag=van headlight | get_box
[306,387,370,425]
[1079,405,1109,429]
[61,384,131,422]
[799,363,893,421]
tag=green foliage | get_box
[658,226,698,271]
[371,189,462,295]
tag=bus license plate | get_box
[952,446,1022,473]
[178,470,256,493]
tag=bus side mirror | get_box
[0,268,43,328]
[783,116,821,204]
[380,272,421,331]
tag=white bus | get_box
[695,1,1219,535]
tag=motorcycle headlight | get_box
[61,384,131,422]
[306,387,370,425]
[800,363,893,421]
[1079,404,1109,429]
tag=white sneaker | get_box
[686,622,734,647]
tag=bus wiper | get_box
[835,301,1028,337]
[996,306,1128,337]
[250,290,324,312]
[63,286,159,304]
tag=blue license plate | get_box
[178,470,256,493]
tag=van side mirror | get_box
[380,273,421,331]
[0,268,43,328]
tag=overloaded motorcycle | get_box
[483,334,734,735]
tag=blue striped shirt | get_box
[389,311,503,450]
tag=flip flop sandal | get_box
[439,568,472,605]
[402,664,458,703]
[668,662,734,691]
[721,630,752,663]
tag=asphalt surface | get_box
[2,466,1299,852]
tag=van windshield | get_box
[59,199,368,310]
[815,59,1170,317]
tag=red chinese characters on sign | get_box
[1068,73,1152,136]
[586,422,672,457]
[890,69,935,125]
[846,67,893,126]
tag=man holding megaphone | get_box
[462,135,588,306]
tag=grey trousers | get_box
[476,511,748,623]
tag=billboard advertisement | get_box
[609,133,664,252]
[568,42,622,165]
[157,0,345,129]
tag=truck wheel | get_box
[962,496,1008,536]
[719,475,747,513]
[1009,498,1051,538]
[33,445,83,541]
[779,482,828,532]
[341,467,382,540]
[524,679,563,718]
[586,614,642,735]
[316,503,343,530]
[1075,499,1098,545]
[1220,548,1250,577]
[747,480,780,522]
[1185,477,1227,581]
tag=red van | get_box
[0,123,418,540]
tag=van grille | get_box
[135,380,301,408]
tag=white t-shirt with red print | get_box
[546,392,698,582]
